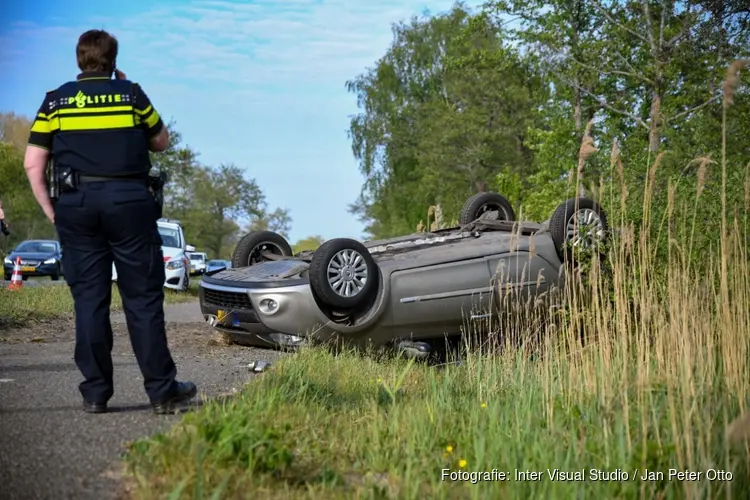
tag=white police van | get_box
[112,218,194,292]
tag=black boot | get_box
[82,401,107,414]
[151,381,198,414]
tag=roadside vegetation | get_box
[0,279,199,330]
[124,2,750,499]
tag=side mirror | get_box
[186,244,196,252]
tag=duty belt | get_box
[78,174,149,183]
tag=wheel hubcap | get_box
[566,208,605,249]
[247,242,284,266]
[327,249,368,298]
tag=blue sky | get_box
[0,0,482,243]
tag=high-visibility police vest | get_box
[29,73,162,177]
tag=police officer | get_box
[23,29,197,414]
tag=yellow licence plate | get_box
[21,266,35,272]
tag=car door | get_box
[390,257,494,340]
[484,251,558,318]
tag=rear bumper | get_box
[190,266,206,276]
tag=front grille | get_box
[203,289,253,310]
[21,260,39,266]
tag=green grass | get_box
[0,277,199,328]
[124,339,749,499]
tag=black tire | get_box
[309,238,378,309]
[4,273,10,281]
[232,231,293,268]
[51,264,61,281]
[459,192,516,226]
[549,197,609,262]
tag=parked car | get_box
[188,252,208,276]
[198,193,609,353]
[112,218,194,292]
[3,239,64,281]
[205,259,231,273]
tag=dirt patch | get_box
[0,314,230,349]
[0,315,76,343]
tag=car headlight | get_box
[3,257,11,265]
[44,258,57,264]
[166,258,184,270]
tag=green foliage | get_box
[0,142,56,255]
[347,0,749,263]
[346,4,546,237]
[292,235,325,254]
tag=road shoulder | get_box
[0,300,286,500]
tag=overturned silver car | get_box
[198,193,609,353]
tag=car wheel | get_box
[181,272,190,292]
[549,197,609,262]
[51,265,61,281]
[309,238,378,309]
[232,230,294,268]
[459,192,516,226]
[4,273,10,281]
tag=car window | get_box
[15,241,58,253]
[158,226,182,249]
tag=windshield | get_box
[189,254,205,262]
[207,260,225,266]
[16,241,58,253]
[158,226,182,249]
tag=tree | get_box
[248,207,293,239]
[0,112,33,152]
[346,4,546,238]
[0,140,56,252]
[292,235,325,254]
[145,124,293,258]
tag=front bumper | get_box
[4,262,59,277]
[164,265,187,290]
[111,262,188,291]
[199,280,329,341]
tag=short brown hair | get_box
[76,29,118,73]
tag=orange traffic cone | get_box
[8,256,23,291]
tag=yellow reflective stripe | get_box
[58,105,134,115]
[58,114,136,131]
[144,110,160,128]
[134,105,152,116]
[31,119,51,134]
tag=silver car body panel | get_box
[199,223,566,347]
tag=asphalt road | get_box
[0,300,287,500]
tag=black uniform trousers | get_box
[54,180,177,404]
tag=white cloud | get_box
[5,0,474,89]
